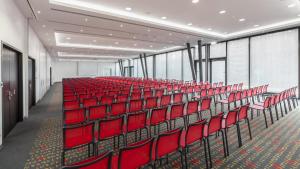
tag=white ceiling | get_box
[14,0,300,62]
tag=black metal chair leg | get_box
[246,118,252,140]
[263,109,268,128]
[236,123,242,148]
[283,101,288,114]
[269,108,274,124]
[220,130,227,157]
[224,129,229,156]
[206,138,212,168]
[203,139,209,169]
[279,103,284,117]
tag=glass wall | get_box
[167,51,182,80]
[146,56,153,78]
[250,29,298,92]
[183,49,194,81]
[227,38,249,87]
[211,61,225,83]
[210,43,226,58]
[155,54,167,79]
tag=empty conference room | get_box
[0,0,300,168]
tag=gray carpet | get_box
[0,83,62,169]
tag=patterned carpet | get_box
[23,103,300,169]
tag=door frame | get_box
[28,57,36,108]
[1,42,24,141]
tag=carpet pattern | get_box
[23,104,300,169]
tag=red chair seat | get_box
[218,99,229,104]
[250,104,264,110]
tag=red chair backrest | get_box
[111,102,127,116]
[225,110,238,127]
[145,97,158,109]
[118,138,154,169]
[207,113,224,135]
[64,108,85,125]
[241,90,247,99]
[200,98,211,111]
[173,93,183,104]
[238,83,243,91]
[89,105,107,121]
[83,98,98,108]
[126,111,147,132]
[155,89,164,97]
[200,90,207,97]
[131,92,142,100]
[228,93,235,102]
[100,96,114,105]
[155,128,182,159]
[263,97,271,108]
[64,122,94,149]
[99,116,124,139]
[62,151,113,169]
[129,99,143,112]
[150,107,168,125]
[170,104,184,119]
[247,89,253,97]
[64,100,80,110]
[160,95,171,107]
[232,84,238,91]
[144,91,153,99]
[226,85,232,92]
[186,101,199,115]
[184,120,206,146]
[238,104,249,121]
[64,95,77,101]
[116,94,128,102]
[235,91,242,101]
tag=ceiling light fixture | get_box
[66,37,71,40]
[192,0,199,4]
[253,24,259,27]
[114,42,119,45]
[169,33,172,36]
[37,10,41,14]
[161,16,167,20]
[149,45,153,48]
[80,29,84,32]
[219,10,226,14]
[109,33,113,36]
[147,29,151,32]
[208,28,212,31]
[120,24,124,27]
[211,41,217,45]
[125,7,132,11]
[42,25,46,28]
[84,18,88,22]
[288,4,295,8]
[133,44,137,46]
[93,40,97,42]
[239,18,246,22]
[187,23,193,26]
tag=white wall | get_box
[52,61,116,82]
[0,0,53,146]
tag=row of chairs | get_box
[62,104,252,169]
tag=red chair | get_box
[203,113,227,168]
[131,92,142,100]
[181,120,208,169]
[144,97,158,110]
[159,95,171,107]
[97,116,125,149]
[144,90,153,99]
[64,100,80,110]
[83,98,98,108]
[89,105,107,121]
[155,89,164,98]
[62,151,113,169]
[235,91,242,107]
[147,107,169,136]
[153,128,184,168]
[100,96,114,105]
[222,110,239,156]
[125,111,148,143]
[185,100,200,125]
[249,97,272,128]
[113,138,154,169]
[128,99,143,112]
[62,122,95,165]
[111,102,127,116]
[173,93,183,104]
[199,98,212,119]
[217,92,235,112]
[116,94,128,102]
[64,95,77,101]
[236,104,252,147]
[168,104,185,129]
[64,108,85,125]
[238,83,243,91]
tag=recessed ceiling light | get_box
[147,29,151,32]
[37,10,41,14]
[192,0,199,4]
[211,42,217,45]
[239,18,246,22]
[125,7,132,11]
[133,44,137,46]
[133,36,136,39]
[149,45,153,48]
[80,29,84,32]
[219,10,226,14]
[161,16,167,20]
[109,33,113,36]
[254,24,260,27]
[42,25,46,28]
[288,4,295,8]
[66,37,71,40]
[93,40,97,42]
[120,24,124,27]
[187,23,193,26]
[208,28,212,31]
[85,18,88,22]
[169,33,172,36]
[115,42,119,45]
